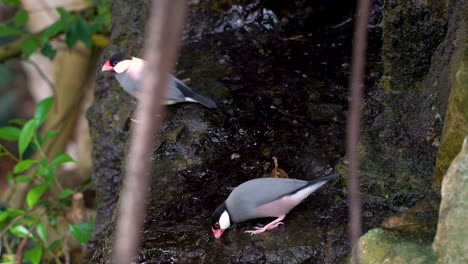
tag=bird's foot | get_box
[253,222,284,230]
[244,216,286,236]
[245,222,284,235]
[244,228,268,235]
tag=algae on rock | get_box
[357,228,436,264]
[432,5,468,188]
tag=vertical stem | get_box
[346,0,373,263]
[112,1,188,264]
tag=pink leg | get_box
[244,215,285,235]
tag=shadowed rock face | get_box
[88,0,396,263]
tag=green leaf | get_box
[14,10,29,27]
[0,24,27,37]
[6,171,14,184]
[9,118,27,126]
[36,222,47,242]
[48,240,61,251]
[57,7,73,22]
[41,43,56,60]
[69,222,93,244]
[23,245,42,264]
[76,18,92,48]
[15,175,32,182]
[13,159,37,173]
[2,0,21,6]
[65,21,79,49]
[59,189,75,199]
[0,210,9,222]
[18,119,36,158]
[41,19,65,44]
[79,177,92,187]
[0,126,21,140]
[26,184,48,208]
[51,152,75,166]
[1,254,15,263]
[34,96,54,126]
[10,225,33,237]
[43,129,58,142]
[20,37,38,58]
[5,208,24,217]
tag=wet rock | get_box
[359,0,463,205]
[381,0,447,92]
[432,3,468,189]
[433,136,468,264]
[358,228,436,264]
[88,0,391,263]
[381,199,438,234]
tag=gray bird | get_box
[211,174,339,238]
[101,53,217,108]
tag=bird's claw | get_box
[245,222,285,235]
[268,222,284,230]
[244,229,266,236]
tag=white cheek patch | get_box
[114,60,132,73]
[219,211,231,229]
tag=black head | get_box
[211,202,227,229]
[108,52,133,67]
[211,202,230,239]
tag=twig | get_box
[346,0,373,263]
[62,232,71,264]
[0,144,19,162]
[0,211,28,238]
[23,59,57,98]
[2,235,12,255]
[112,1,188,264]
[15,236,28,264]
[14,220,39,264]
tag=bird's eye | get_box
[214,222,220,228]
[111,61,117,66]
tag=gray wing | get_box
[225,178,308,223]
[166,75,186,102]
[168,75,217,108]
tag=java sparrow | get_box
[211,174,339,238]
[101,53,217,108]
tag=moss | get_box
[432,21,468,188]
[382,0,447,92]
[357,228,436,264]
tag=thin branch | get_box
[0,144,19,162]
[2,235,12,255]
[346,0,373,263]
[0,211,28,238]
[15,236,28,264]
[62,232,71,264]
[112,1,188,263]
[23,59,57,97]
[14,220,39,264]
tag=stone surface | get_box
[381,0,448,92]
[87,0,395,263]
[359,0,466,206]
[381,199,438,234]
[432,1,468,189]
[358,228,436,264]
[433,136,468,264]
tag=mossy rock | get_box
[432,5,468,189]
[357,228,436,264]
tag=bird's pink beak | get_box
[101,60,114,72]
[212,227,225,239]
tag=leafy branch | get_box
[0,0,110,62]
[0,97,94,263]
